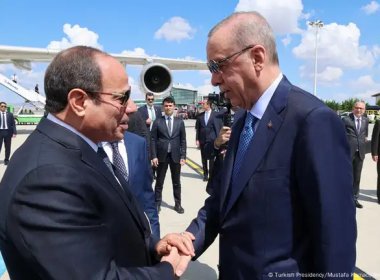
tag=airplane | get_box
[0,44,208,101]
[0,45,208,71]
[0,44,208,123]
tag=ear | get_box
[67,88,88,117]
[250,45,265,72]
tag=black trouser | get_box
[352,151,364,199]
[200,144,215,178]
[0,129,12,161]
[155,153,182,206]
[376,161,380,202]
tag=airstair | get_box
[0,72,45,109]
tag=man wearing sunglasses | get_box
[0,101,17,165]
[138,92,162,131]
[181,11,356,279]
[0,46,194,279]
[138,92,163,179]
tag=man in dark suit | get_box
[180,12,356,279]
[371,119,380,204]
[342,101,369,209]
[138,92,162,179]
[195,99,216,181]
[151,96,187,214]
[0,101,17,165]
[0,46,192,279]
[138,92,162,130]
[127,111,151,158]
[101,131,160,238]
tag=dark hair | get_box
[44,46,107,113]
[162,96,175,105]
[0,102,6,106]
[145,92,154,99]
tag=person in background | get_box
[342,101,369,209]
[195,99,216,181]
[101,129,160,238]
[0,101,16,165]
[127,111,151,158]
[34,83,39,94]
[138,92,162,179]
[0,46,193,279]
[370,118,380,205]
[151,96,186,214]
[180,11,356,279]
[11,73,17,83]
[138,92,162,130]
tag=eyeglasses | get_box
[87,89,131,106]
[0,105,6,108]
[207,45,255,73]
[96,99,127,116]
[147,98,154,101]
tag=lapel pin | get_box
[267,121,273,128]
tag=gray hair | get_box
[208,11,279,65]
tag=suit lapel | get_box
[172,117,179,135]
[38,119,148,236]
[219,115,244,214]
[81,144,149,235]
[124,132,137,184]
[221,77,290,219]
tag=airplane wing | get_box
[0,45,208,71]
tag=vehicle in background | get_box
[8,103,44,125]
[339,111,350,119]
[177,108,188,120]
[365,105,380,123]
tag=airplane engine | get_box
[140,63,172,96]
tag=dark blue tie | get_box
[231,113,257,185]
[110,141,129,182]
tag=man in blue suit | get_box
[195,99,216,181]
[101,131,160,238]
[182,11,356,279]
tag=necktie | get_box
[231,113,257,184]
[205,111,209,125]
[110,142,129,182]
[356,118,361,132]
[167,116,172,152]
[167,116,172,136]
[1,113,4,129]
[150,106,156,122]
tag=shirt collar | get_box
[249,73,283,120]
[47,113,98,152]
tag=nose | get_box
[125,99,137,115]
[210,72,222,87]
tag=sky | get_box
[0,0,379,105]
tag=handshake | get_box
[156,231,195,277]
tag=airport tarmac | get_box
[0,120,379,280]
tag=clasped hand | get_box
[156,231,195,277]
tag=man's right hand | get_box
[161,247,192,278]
[152,158,159,167]
[214,126,231,149]
[158,232,195,277]
[146,118,152,125]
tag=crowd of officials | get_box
[0,10,379,280]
